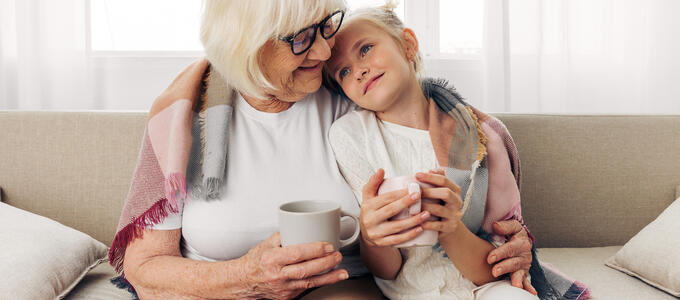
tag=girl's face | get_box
[326,20,416,112]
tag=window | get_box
[439,0,483,56]
[345,0,405,20]
[88,0,483,58]
[89,0,203,52]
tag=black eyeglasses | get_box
[281,10,345,55]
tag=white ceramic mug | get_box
[278,200,361,250]
[378,176,440,248]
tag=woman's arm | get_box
[124,229,348,300]
[124,229,241,299]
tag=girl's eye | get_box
[360,44,373,56]
[339,68,350,80]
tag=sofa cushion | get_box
[64,263,135,300]
[538,246,677,299]
[604,197,680,297]
[0,202,109,299]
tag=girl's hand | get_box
[240,233,348,300]
[360,169,431,247]
[416,168,464,238]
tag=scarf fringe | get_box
[203,177,221,199]
[465,106,488,161]
[164,172,187,210]
[110,274,139,299]
[575,282,591,300]
[529,246,561,300]
[108,197,176,274]
[566,281,591,300]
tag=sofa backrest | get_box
[1,111,146,246]
[501,114,680,247]
[1,111,678,248]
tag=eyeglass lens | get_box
[292,11,343,54]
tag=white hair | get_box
[201,0,346,99]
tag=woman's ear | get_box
[401,28,419,60]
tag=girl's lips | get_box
[298,63,321,72]
[364,73,384,94]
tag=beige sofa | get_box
[1,111,678,299]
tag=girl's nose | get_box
[355,67,369,81]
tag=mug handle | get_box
[339,212,361,249]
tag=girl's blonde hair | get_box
[201,0,346,99]
[323,2,423,95]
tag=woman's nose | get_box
[306,30,332,61]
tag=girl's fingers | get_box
[421,220,453,232]
[375,192,420,221]
[362,169,386,201]
[415,172,461,194]
[429,168,446,175]
[421,187,463,209]
[376,211,430,236]
[421,203,459,219]
[367,189,410,211]
[373,226,424,247]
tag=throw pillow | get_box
[605,195,680,297]
[0,202,109,299]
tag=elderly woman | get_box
[109,0,534,299]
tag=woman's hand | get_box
[239,232,348,300]
[416,169,464,238]
[360,169,430,247]
[487,220,537,295]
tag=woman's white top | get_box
[151,88,368,276]
[329,109,478,299]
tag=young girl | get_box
[324,5,540,300]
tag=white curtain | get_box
[0,0,101,110]
[483,0,680,114]
[2,0,679,113]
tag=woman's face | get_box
[259,19,336,102]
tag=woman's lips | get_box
[298,63,321,72]
[364,73,384,94]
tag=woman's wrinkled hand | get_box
[416,168,464,238]
[360,169,430,247]
[239,232,348,300]
[487,219,537,296]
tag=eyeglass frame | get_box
[280,10,345,55]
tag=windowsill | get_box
[87,51,205,58]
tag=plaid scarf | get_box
[422,78,590,300]
[108,63,589,299]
